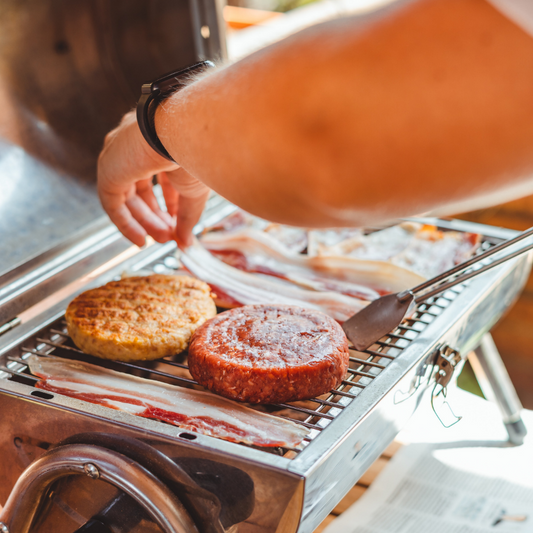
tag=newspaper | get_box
[324,389,533,533]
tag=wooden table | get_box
[313,441,402,532]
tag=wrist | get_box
[133,116,176,171]
[137,61,215,163]
[153,93,185,164]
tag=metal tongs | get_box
[343,225,533,351]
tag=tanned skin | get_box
[97,0,533,247]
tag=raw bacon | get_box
[308,224,414,260]
[207,211,308,253]
[200,228,426,296]
[27,355,309,449]
[205,214,480,286]
[309,223,481,279]
[179,238,368,322]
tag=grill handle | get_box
[0,444,199,533]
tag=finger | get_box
[126,194,174,243]
[136,178,175,226]
[99,186,148,247]
[158,172,179,218]
[97,110,179,245]
[175,188,211,247]
[163,167,211,246]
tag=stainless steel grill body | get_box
[0,198,529,533]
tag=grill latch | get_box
[431,345,463,428]
[434,345,462,389]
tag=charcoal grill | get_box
[0,195,529,533]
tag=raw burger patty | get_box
[66,275,216,361]
[188,305,350,404]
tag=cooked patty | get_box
[188,305,349,404]
[66,275,216,361]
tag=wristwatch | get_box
[136,60,215,162]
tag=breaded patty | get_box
[66,275,216,361]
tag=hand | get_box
[97,111,210,247]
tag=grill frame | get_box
[0,289,459,455]
[0,200,530,533]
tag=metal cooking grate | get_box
[0,239,472,458]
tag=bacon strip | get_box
[309,223,481,279]
[180,238,368,322]
[200,229,426,296]
[27,355,309,449]
[207,210,308,252]
[202,217,479,295]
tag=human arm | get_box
[98,0,533,244]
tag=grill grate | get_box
[0,244,468,458]
[2,233,494,457]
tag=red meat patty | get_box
[188,305,350,404]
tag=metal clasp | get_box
[431,345,463,428]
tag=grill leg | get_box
[469,333,527,445]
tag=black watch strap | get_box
[136,60,214,162]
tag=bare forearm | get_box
[156,0,533,226]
